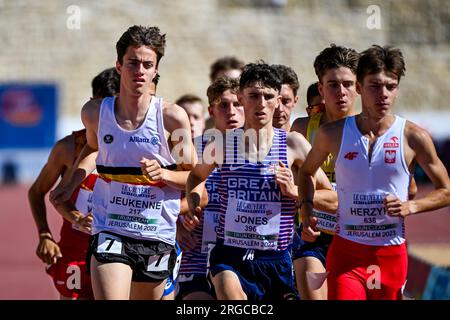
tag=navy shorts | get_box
[209,240,298,300]
[87,231,177,282]
[291,225,333,267]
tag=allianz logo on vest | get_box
[129,136,160,145]
[103,134,114,144]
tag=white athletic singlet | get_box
[335,115,411,246]
[92,96,180,245]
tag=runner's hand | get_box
[385,193,412,217]
[275,161,297,199]
[301,216,321,242]
[50,184,74,205]
[176,217,199,250]
[36,236,62,265]
[183,206,201,232]
[75,213,93,234]
[140,157,167,182]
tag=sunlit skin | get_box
[273,84,298,131]
[181,101,206,138]
[116,45,158,99]
[209,89,245,132]
[357,71,399,120]
[238,83,281,131]
[319,67,358,122]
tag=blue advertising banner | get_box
[0,84,57,148]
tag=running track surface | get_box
[0,184,449,299]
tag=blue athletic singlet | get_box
[217,128,296,251]
[179,166,221,275]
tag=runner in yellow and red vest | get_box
[290,44,360,300]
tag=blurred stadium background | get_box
[0,0,449,299]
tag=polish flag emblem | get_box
[385,150,396,163]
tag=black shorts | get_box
[87,231,177,282]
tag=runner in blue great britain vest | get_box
[185,62,335,300]
[209,127,297,300]
[176,77,245,300]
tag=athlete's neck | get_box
[115,94,152,130]
[356,113,395,137]
[280,123,291,132]
[322,108,356,124]
[244,125,274,163]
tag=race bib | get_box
[97,232,122,254]
[224,198,281,250]
[147,252,170,272]
[201,210,220,254]
[72,188,93,233]
[105,181,164,237]
[313,209,337,234]
[342,191,401,242]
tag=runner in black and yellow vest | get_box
[290,44,360,300]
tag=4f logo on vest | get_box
[103,134,114,144]
[344,152,358,160]
[383,136,399,148]
[385,150,396,163]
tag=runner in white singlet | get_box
[299,45,450,300]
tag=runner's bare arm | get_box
[298,127,335,239]
[290,116,309,137]
[54,200,93,234]
[50,100,100,204]
[28,137,72,264]
[288,131,337,211]
[385,123,450,217]
[185,161,216,230]
[143,102,198,190]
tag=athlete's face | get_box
[357,71,399,119]
[273,84,298,129]
[319,67,358,119]
[238,83,280,129]
[116,45,158,97]
[209,89,245,132]
[182,102,206,138]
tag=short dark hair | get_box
[306,82,320,106]
[207,77,240,105]
[91,67,120,99]
[209,56,245,82]
[357,45,406,83]
[175,94,203,107]
[314,44,360,82]
[239,61,282,92]
[153,73,160,86]
[272,64,300,96]
[116,25,166,65]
